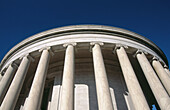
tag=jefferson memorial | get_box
[0,25,170,110]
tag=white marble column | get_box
[19,105,23,110]
[136,52,170,110]
[60,44,75,110]
[0,63,17,104]
[116,46,149,110]
[0,55,31,110]
[24,48,51,110]
[23,97,28,110]
[152,59,170,95]
[91,43,114,110]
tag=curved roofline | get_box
[0,25,168,69]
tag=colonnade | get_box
[0,43,170,110]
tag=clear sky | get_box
[0,0,170,65]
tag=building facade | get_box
[0,25,170,110]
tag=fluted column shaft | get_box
[0,64,17,104]
[136,52,170,110]
[24,49,51,110]
[92,43,114,110]
[0,55,31,110]
[152,60,170,95]
[116,47,149,110]
[60,44,75,110]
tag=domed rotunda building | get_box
[0,25,170,110]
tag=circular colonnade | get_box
[0,25,170,110]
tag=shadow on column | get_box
[129,54,160,110]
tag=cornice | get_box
[0,25,168,71]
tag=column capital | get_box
[90,42,104,46]
[39,47,54,56]
[1,70,5,75]
[164,64,169,69]
[152,57,168,70]
[133,49,148,58]
[19,54,35,62]
[10,62,19,68]
[1,67,8,75]
[89,42,104,52]
[150,57,167,67]
[112,44,128,54]
[63,42,77,47]
[151,56,159,62]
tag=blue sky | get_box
[0,0,170,64]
